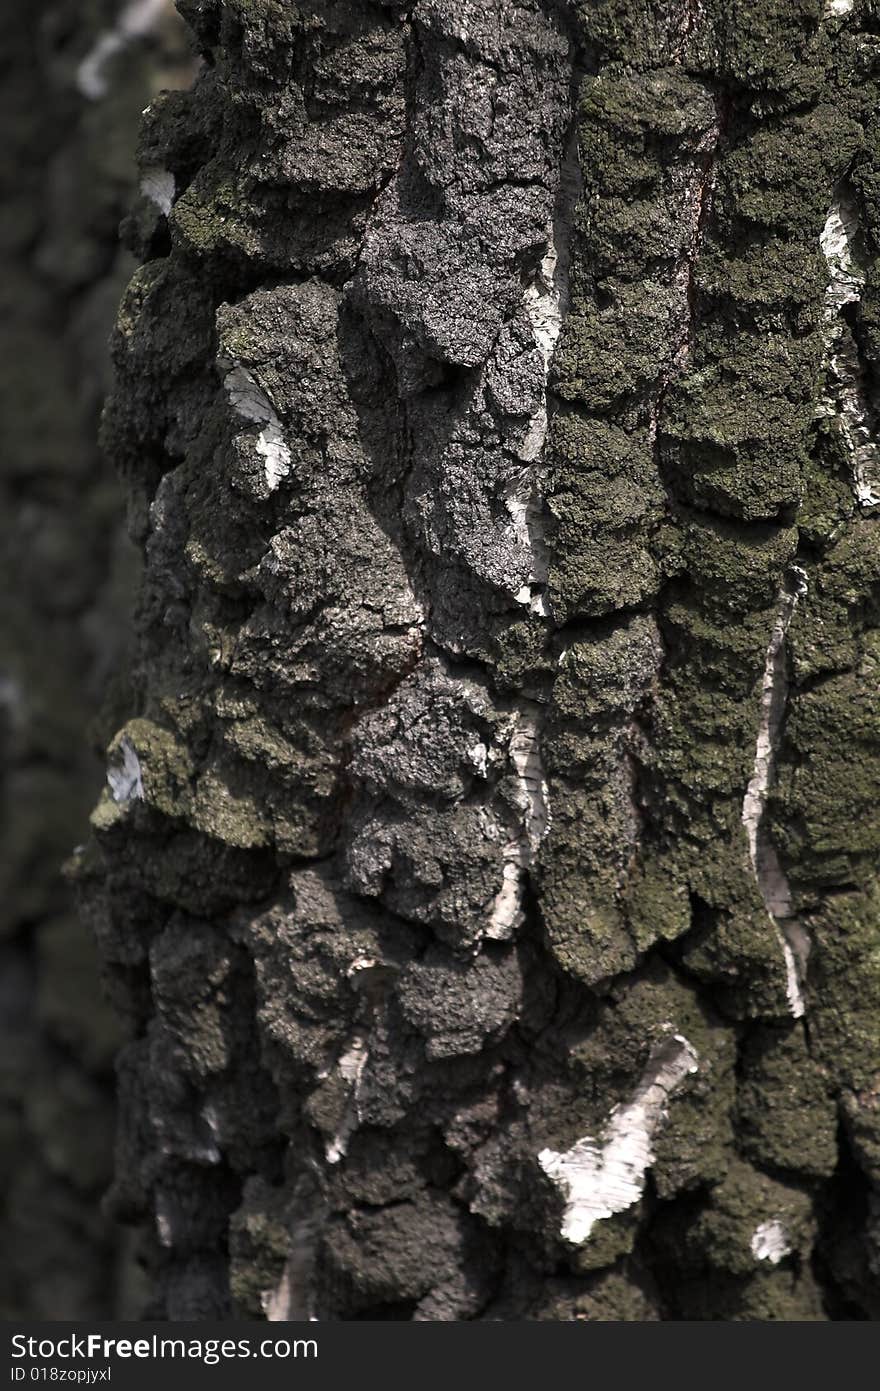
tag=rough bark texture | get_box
[83,0,880,1319]
[0,0,189,1318]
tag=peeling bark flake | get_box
[107,737,144,805]
[325,1036,369,1165]
[140,167,175,217]
[488,707,550,941]
[751,1220,792,1264]
[222,365,292,492]
[742,570,811,1018]
[538,1034,699,1244]
[819,199,880,509]
[510,233,564,616]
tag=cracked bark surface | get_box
[82,0,880,1319]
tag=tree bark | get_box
[84,0,880,1319]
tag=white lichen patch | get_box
[538,1033,698,1244]
[751,1219,792,1265]
[346,956,379,979]
[467,742,489,777]
[488,860,526,942]
[261,1196,321,1322]
[824,0,854,16]
[263,1259,296,1322]
[107,737,144,805]
[523,241,565,369]
[742,573,811,1015]
[509,166,578,619]
[263,1245,319,1322]
[154,1193,174,1249]
[140,166,175,217]
[488,706,551,940]
[742,570,810,1018]
[821,199,862,312]
[77,0,168,100]
[741,583,802,885]
[325,1035,369,1165]
[819,198,880,509]
[223,365,292,492]
[197,1105,222,1165]
[506,234,565,618]
[506,481,550,617]
[511,713,551,853]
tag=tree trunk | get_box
[84,0,880,1320]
